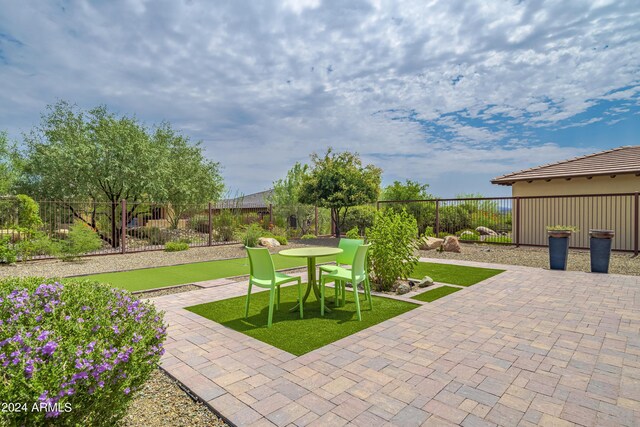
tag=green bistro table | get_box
[279,247,343,313]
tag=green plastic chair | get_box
[319,244,371,321]
[245,247,303,328]
[319,238,363,306]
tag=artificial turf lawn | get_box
[83,254,335,292]
[185,285,419,356]
[411,262,504,287]
[411,285,462,302]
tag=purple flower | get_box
[72,371,88,381]
[77,317,84,323]
[112,325,120,334]
[64,315,71,321]
[37,330,51,341]
[24,361,35,378]
[123,387,130,395]
[132,333,142,343]
[41,341,58,357]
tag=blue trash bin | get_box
[548,233,570,270]
[590,230,614,273]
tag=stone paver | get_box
[150,260,640,426]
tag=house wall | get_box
[509,174,640,251]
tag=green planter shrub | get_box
[164,241,189,252]
[0,277,167,426]
[52,223,103,261]
[366,209,419,292]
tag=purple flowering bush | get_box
[0,277,166,426]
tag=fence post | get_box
[635,192,639,256]
[269,204,273,226]
[515,197,520,247]
[315,206,319,236]
[208,202,213,246]
[121,199,126,254]
[376,201,380,210]
[435,200,440,236]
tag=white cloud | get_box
[0,0,638,195]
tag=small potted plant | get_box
[589,229,615,273]
[546,225,578,270]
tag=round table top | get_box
[279,247,343,258]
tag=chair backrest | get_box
[351,244,371,281]
[336,238,364,265]
[246,247,276,282]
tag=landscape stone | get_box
[443,236,462,253]
[475,226,497,236]
[258,237,281,248]
[396,283,411,295]
[420,236,444,250]
[417,276,434,288]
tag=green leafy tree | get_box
[155,124,224,229]
[15,101,224,247]
[267,162,315,235]
[299,148,381,237]
[381,180,435,235]
[0,131,17,194]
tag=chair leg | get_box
[298,278,303,319]
[267,287,276,328]
[341,281,346,307]
[353,281,362,321]
[276,285,280,310]
[320,277,326,317]
[245,283,253,318]
[334,278,339,305]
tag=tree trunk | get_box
[110,201,119,248]
[332,208,340,238]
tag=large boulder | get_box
[459,230,476,238]
[443,236,461,253]
[419,236,444,250]
[258,237,281,248]
[475,226,497,236]
[417,276,434,288]
[396,283,411,295]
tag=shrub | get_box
[188,215,210,234]
[274,235,288,245]
[300,234,316,240]
[345,227,360,240]
[130,227,170,246]
[15,232,55,261]
[0,236,17,264]
[342,206,376,236]
[15,195,43,232]
[0,277,166,426]
[484,236,512,243]
[243,223,263,247]
[422,226,435,237]
[458,229,480,241]
[212,211,236,242]
[164,241,189,252]
[366,209,419,292]
[52,223,103,261]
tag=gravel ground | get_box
[134,284,203,298]
[419,242,640,275]
[120,369,227,427]
[0,242,309,279]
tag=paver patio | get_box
[149,258,640,426]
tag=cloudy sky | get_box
[1,0,639,197]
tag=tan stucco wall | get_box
[511,174,640,197]
[509,174,639,251]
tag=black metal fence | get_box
[377,193,639,253]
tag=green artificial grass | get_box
[412,285,462,302]
[411,262,504,287]
[186,285,418,356]
[83,254,335,292]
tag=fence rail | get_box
[377,192,639,253]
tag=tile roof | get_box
[491,146,640,186]
[213,189,274,209]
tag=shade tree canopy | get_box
[15,101,223,246]
[298,148,381,237]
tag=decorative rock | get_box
[460,230,476,238]
[396,283,411,295]
[443,236,461,253]
[258,237,281,248]
[420,236,444,250]
[475,226,497,236]
[417,276,434,288]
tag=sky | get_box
[0,0,639,198]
